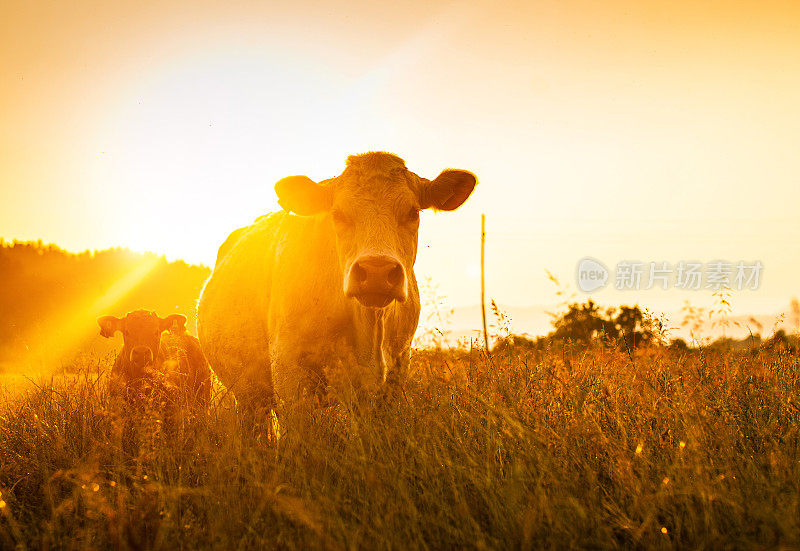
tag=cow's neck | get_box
[352,306,388,381]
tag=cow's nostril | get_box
[353,263,367,283]
[388,264,403,288]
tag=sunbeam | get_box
[23,255,162,369]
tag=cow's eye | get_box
[331,209,352,227]
[407,208,420,224]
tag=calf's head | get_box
[275,152,476,308]
[98,310,187,376]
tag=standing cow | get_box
[98,310,211,408]
[198,152,476,408]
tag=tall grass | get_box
[1,342,798,549]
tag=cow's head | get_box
[98,310,187,375]
[275,152,476,308]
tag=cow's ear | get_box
[159,314,187,332]
[419,170,476,211]
[98,316,123,338]
[275,175,332,215]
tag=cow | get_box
[197,152,476,408]
[98,310,211,408]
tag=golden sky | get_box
[2,0,799,315]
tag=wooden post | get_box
[481,214,489,355]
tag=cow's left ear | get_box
[275,175,332,215]
[159,314,187,332]
[419,170,477,211]
[98,316,123,338]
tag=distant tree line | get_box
[1,240,794,366]
[493,299,798,354]
[0,240,210,364]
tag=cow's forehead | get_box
[124,310,159,331]
[345,151,407,172]
[333,152,419,205]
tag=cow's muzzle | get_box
[129,346,154,370]
[345,255,407,308]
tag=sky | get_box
[2,0,799,321]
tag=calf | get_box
[98,310,211,408]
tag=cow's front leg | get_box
[226,361,275,416]
[385,347,410,384]
[270,352,329,404]
[378,349,409,404]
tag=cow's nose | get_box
[129,346,154,368]
[346,255,406,307]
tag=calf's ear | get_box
[98,316,123,338]
[419,170,477,211]
[160,314,187,332]
[275,175,332,215]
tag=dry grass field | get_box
[0,340,798,549]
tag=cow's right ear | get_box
[98,316,123,338]
[274,175,332,216]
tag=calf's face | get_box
[98,311,187,376]
[275,154,476,308]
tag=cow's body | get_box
[159,326,212,407]
[199,211,420,404]
[198,152,475,407]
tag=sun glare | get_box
[99,53,357,266]
[26,255,161,367]
[84,4,466,268]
